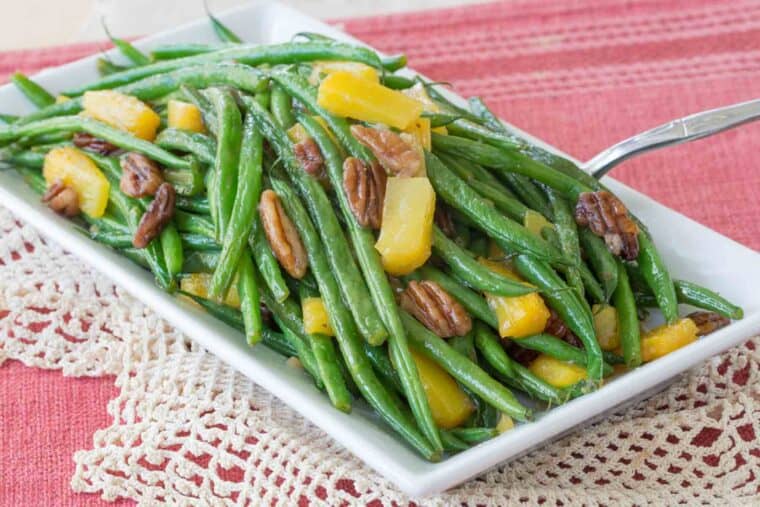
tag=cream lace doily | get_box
[1,204,758,505]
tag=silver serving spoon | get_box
[583,98,760,178]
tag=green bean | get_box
[3,150,45,169]
[249,217,290,303]
[381,54,407,72]
[0,116,191,169]
[160,223,183,278]
[613,259,641,367]
[184,293,296,357]
[0,114,18,124]
[150,43,233,60]
[10,72,55,108]
[449,427,498,445]
[279,324,325,390]
[467,96,507,133]
[364,343,404,395]
[432,133,590,200]
[205,88,242,240]
[472,323,514,378]
[426,152,568,266]
[63,41,385,96]
[174,209,214,237]
[97,57,128,76]
[182,251,218,273]
[205,3,243,43]
[445,118,522,153]
[503,174,553,219]
[176,195,210,215]
[513,255,602,382]
[636,230,678,324]
[448,334,499,428]
[270,175,437,458]
[546,188,584,299]
[474,328,564,404]
[210,114,263,299]
[163,156,204,196]
[406,266,497,329]
[402,312,530,421]
[179,84,218,135]
[422,112,462,128]
[270,83,296,130]
[297,114,442,453]
[155,128,216,165]
[579,228,618,301]
[432,227,534,296]
[439,430,470,453]
[102,21,151,66]
[380,74,416,90]
[180,233,219,252]
[438,154,527,221]
[244,98,387,345]
[513,334,613,376]
[673,280,743,319]
[17,63,266,125]
[422,82,484,124]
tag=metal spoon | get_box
[583,98,760,178]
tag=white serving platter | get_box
[1,1,759,497]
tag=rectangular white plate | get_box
[1,1,759,497]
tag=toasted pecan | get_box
[294,137,324,176]
[73,132,118,156]
[400,280,472,337]
[133,183,175,248]
[575,191,640,260]
[343,157,386,229]
[259,189,309,279]
[42,180,79,217]
[350,124,422,177]
[120,152,164,198]
[688,311,730,336]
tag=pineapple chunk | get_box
[404,116,432,151]
[375,177,435,276]
[593,304,620,351]
[529,354,587,388]
[309,61,379,85]
[496,413,515,434]
[302,297,334,336]
[317,71,423,130]
[523,210,553,237]
[641,318,699,362]
[479,258,551,338]
[82,90,160,140]
[167,99,205,133]
[410,349,474,429]
[42,147,110,218]
[180,273,240,308]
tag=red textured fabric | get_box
[1,0,758,505]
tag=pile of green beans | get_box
[1,21,743,460]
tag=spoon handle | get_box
[585,98,760,178]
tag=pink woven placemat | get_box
[1,0,759,505]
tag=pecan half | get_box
[575,191,640,260]
[544,309,582,348]
[259,189,309,279]
[400,280,472,337]
[434,204,457,238]
[688,311,730,336]
[42,180,79,217]
[120,152,164,198]
[133,183,176,248]
[73,132,118,155]
[350,124,422,177]
[343,157,386,229]
[294,138,324,176]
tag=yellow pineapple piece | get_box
[82,90,160,140]
[42,147,110,218]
